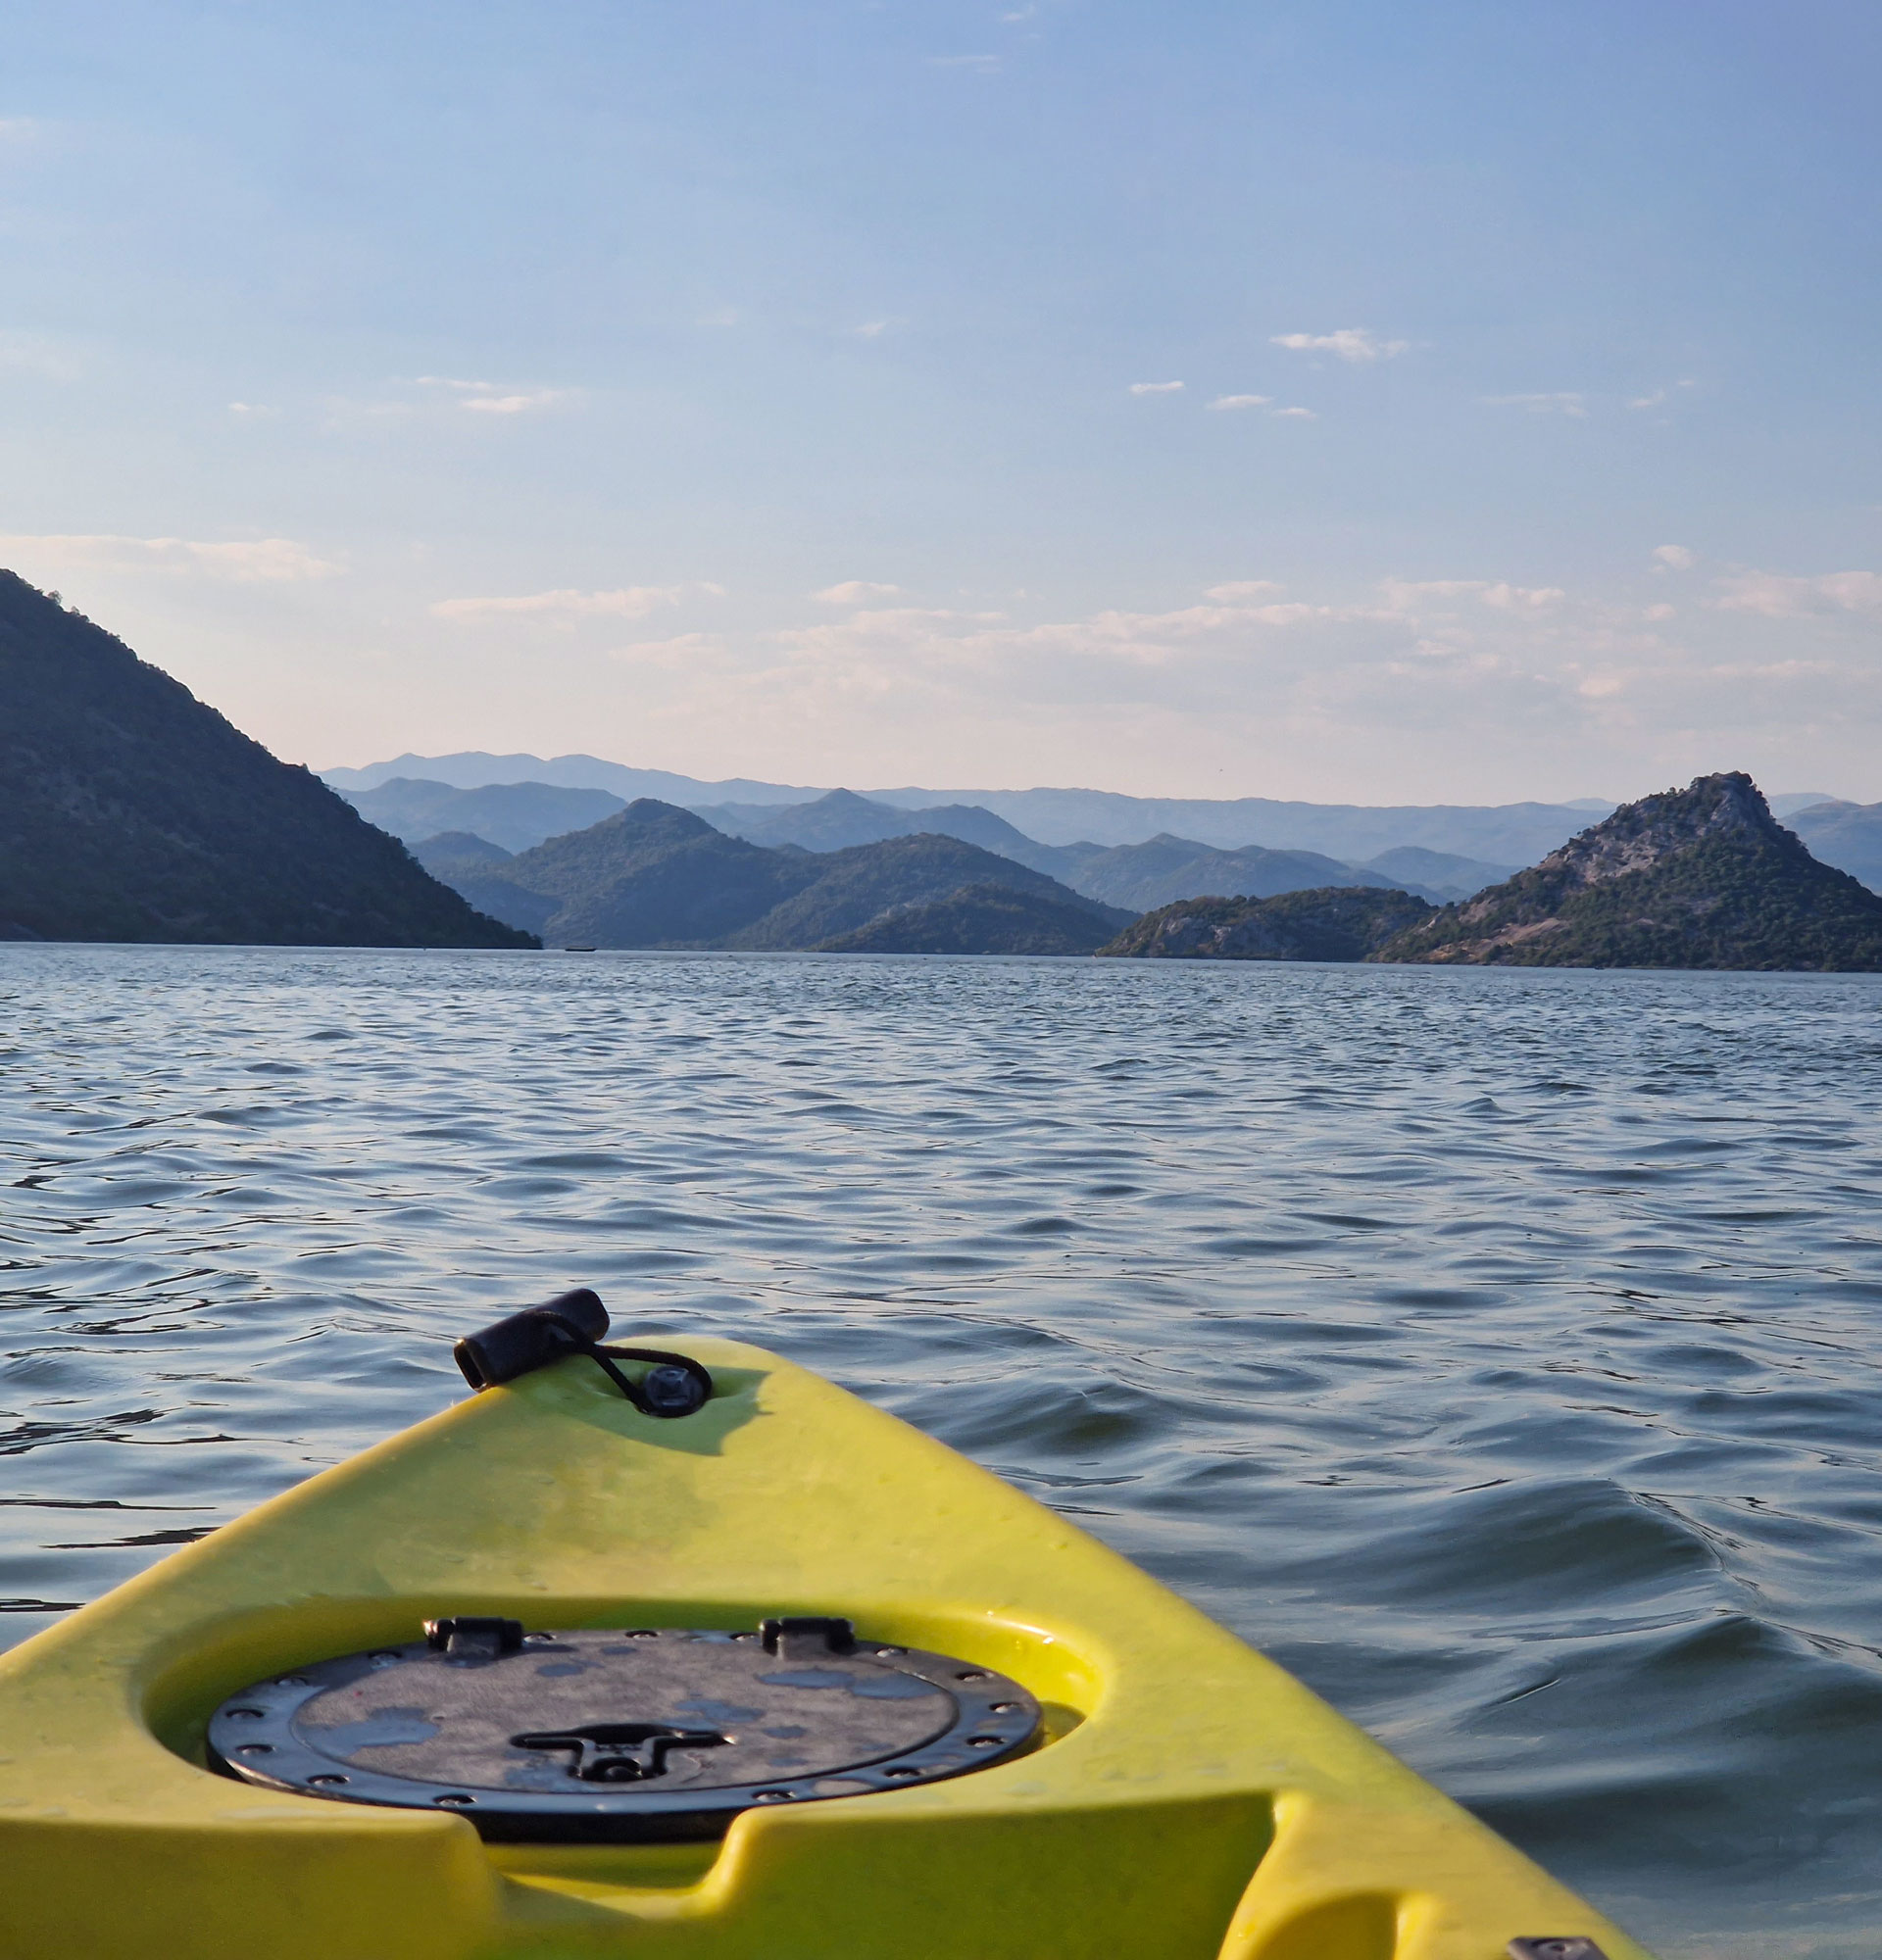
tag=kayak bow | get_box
[0,1303,1649,1960]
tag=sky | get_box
[4,1,1881,805]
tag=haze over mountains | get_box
[335,758,1882,918]
[327,749,1629,860]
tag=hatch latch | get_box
[424,1616,525,1661]
[760,1616,858,1658]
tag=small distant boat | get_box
[560,944,597,953]
[0,1291,1645,1960]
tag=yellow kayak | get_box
[0,1295,1650,1960]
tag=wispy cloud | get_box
[1270,406,1317,420]
[697,307,739,328]
[227,402,278,419]
[1209,394,1271,412]
[0,533,339,581]
[1653,545,1697,571]
[431,584,719,622]
[1271,328,1408,363]
[851,318,901,339]
[928,54,1001,73]
[416,375,567,416]
[814,581,903,605]
[1128,380,1184,396]
[1482,392,1588,417]
[1714,569,1882,617]
[1631,378,1697,410]
[1205,581,1286,602]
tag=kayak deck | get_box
[0,1338,1650,1959]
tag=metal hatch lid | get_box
[208,1616,1042,1843]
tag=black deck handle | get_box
[454,1290,712,1417]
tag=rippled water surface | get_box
[4,945,1881,1956]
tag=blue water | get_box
[3,945,1880,1958]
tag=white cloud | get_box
[462,392,560,416]
[1713,569,1882,618]
[227,402,278,419]
[1653,545,1697,571]
[1205,581,1286,603]
[851,318,900,339]
[415,375,566,416]
[431,584,718,622]
[928,54,1001,72]
[0,533,338,582]
[0,118,38,145]
[1270,328,1408,363]
[697,307,739,328]
[1479,583,1565,611]
[1209,394,1271,412]
[1271,406,1317,419]
[1128,380,1184,395]
[1482,392,1588,417]
[814,581,903,605]
[1644,603,1676,621]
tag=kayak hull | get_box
[0,1340,1651,1959]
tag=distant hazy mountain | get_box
[1786,800,1882,894]
[1101,887,1435,962]
[1357,846,1516,903]
[416,799,1126,951]
[0,574,532,948]
[322,752,1621,860]
[819,883,1121,956]
[339,778,626,852]
[1045,833,1423,910]
[322,751,823,806]
[864,786,1616,860]
[1380,774,1882,969]
[695,788,1041,858]
[685,791,1510,908]
[325,751,1857,877]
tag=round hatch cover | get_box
[208,1616,1041,1841]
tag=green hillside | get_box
[817,882,1120,955]
[0,573,532,948]
[1099,886,1433,961]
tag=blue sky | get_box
[4,2,1880,802]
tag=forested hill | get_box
[1377,773,1882,970]
[0,573,532,947]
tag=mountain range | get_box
[325,751,1623,858]
[344,779,1522,912]
[414,803,1133,951]
[330,756,1877,903]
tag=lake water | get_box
[3,944,1880,1957]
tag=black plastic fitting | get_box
[452,1289,713,1419]
[455,1289,609,1391]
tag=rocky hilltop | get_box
[1099,886,1432,962]
[0,573,532,947]
[1377,773,1882,969]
